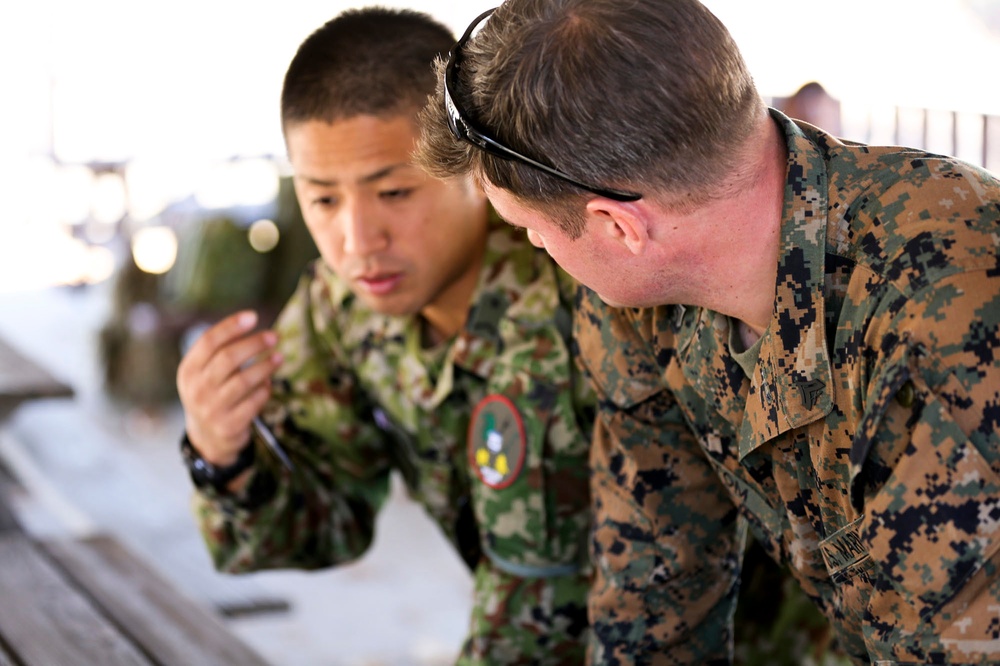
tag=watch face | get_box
[190,457,217,486]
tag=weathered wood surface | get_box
[0,336,73,420]
[0,531,271,666]
[0,533,149,665]
[41,534,271,666]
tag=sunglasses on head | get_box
[443,7,642,202]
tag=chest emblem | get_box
[793,377,826,411]
[468,394,526,490]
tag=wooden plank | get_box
[0,336,73,420]
[0,496,19,532]
[0,336,73,400]
[40,534,271,666]
[0,533,150,666]
[0,474,19,532]
[0,640,16,666]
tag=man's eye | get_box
[380,188,414,200]
[314,196,337,208]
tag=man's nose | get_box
[341,199,388,256]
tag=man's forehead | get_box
[286,114,417,162]
[294,162,412,188]
[285,120,422,187]
[483,183,540,226]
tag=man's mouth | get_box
[355,272,403,296]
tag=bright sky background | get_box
[1,0,995,164]
[0,1,495,164]
[0,0,995,290]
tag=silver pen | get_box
[252,416,295,472]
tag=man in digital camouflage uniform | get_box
[416,0,1000,664]
[175,8,592,664]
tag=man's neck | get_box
[669,112,788,334]
[420,235,488,348]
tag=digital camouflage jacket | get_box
[193,221,594,665]
[578,110,1000,665]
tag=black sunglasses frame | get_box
[443,7,642,202]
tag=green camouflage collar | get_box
[452,215,568,380]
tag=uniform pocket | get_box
[858,368,1000,661]
[864,393,1000,601]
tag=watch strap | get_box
[180,433,256,492]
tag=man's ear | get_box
[586,198,649,256]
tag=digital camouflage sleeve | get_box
[576,110,1000,665]
[192,222,594,665]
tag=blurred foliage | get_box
[99,260,182,406]
[163,215,270,314]
[99,176,318,407]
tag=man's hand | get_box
[177,310,282,466]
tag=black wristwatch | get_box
[180,434,255,492]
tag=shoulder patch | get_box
[468,394,526,489]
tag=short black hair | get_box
[281,7,455,132]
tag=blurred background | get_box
[0,1,997,665]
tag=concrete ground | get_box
[0,283,474,666]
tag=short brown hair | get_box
[416,0,764,234]
[281,7,454,133]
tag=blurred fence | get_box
[777,92,1000,175]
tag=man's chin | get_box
[595,292,627,309]
[595,288,665,310]
[358,293,418,318]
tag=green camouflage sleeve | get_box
[575,288,744,665]
[458,259,594,664]
[192,262,393,572]
[460,564,591,665]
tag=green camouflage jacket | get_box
[193,221,594,665]
[578,110,1000,665]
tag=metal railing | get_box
[834,103,998,175]
[847,104,999,175]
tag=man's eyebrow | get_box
[299,162,412,187]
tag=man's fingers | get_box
[215,350,283,413]
[185,379,274,463]
[190,348,280,429]
[176,309,282,462]
[229,385,274,436]
[183,310,260,370]
[197,329,279,394]
[216,328,277,368]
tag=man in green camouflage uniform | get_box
[416,0,1000,663]
[176,9,592,664]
